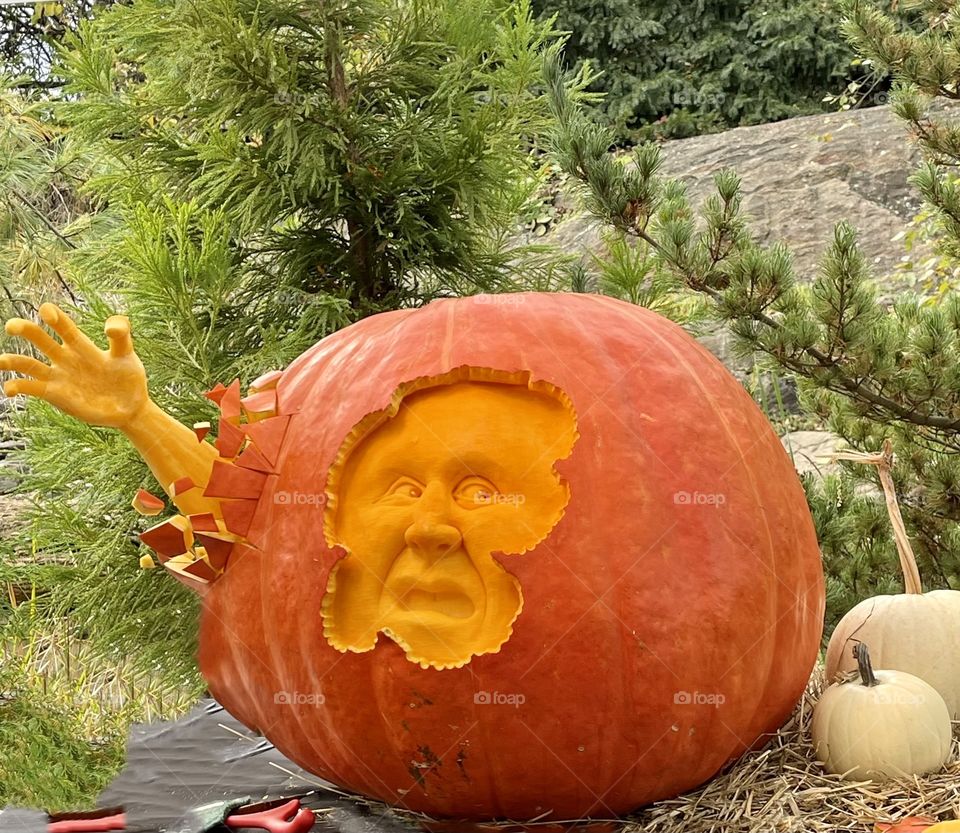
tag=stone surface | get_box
[541,103,949,401]
[546,103,935,283]
[781,431,842,478]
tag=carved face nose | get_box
[405,520,463,562]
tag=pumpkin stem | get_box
[854,643,879,687]
[831,439,923,595]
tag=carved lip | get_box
[392,582,477,620]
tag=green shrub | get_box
[0,667,125,810]
[535,0,891,140]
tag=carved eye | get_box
[454,476,499,509]
[386,478,423,500]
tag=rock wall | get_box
[543,102,946,429]
[547,103,931,287]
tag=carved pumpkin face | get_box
[322,379,577,669]
[197,293,825,823]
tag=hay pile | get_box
[624,666,960,833]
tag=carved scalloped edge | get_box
[319,365,578,669]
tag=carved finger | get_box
[0,354,51,380]
[104,315,133,358]
[39,302,94,351]
[3,378,48,399]
[4,319,62,360]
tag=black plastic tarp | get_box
[1,699,419,833]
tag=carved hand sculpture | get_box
[1,303,221,518]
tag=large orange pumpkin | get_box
[194,292,824,822]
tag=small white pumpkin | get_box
[825,442,960,718]
[812,644,952,780]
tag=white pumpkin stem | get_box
[854,643,879,687]
[831,439,923,595]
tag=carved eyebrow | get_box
[374,462,422,483]
[383,475,426,492]
[442,454,508,484]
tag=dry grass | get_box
[2,627,201,722]
[623,667,960,833]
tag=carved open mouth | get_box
[399,585,476,620]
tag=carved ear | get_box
[134,371,291,592]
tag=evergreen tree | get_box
[1,0,576,705]
[544,0,960,633]
[58,0,569,312]
[534,0,875,139]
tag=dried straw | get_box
[623,665,960,832]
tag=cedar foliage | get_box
[533,0,867,139]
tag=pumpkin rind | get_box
[197,293,825,820]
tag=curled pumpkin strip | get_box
[132,369,290,592]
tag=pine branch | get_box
[630,222,960,429]
[544,52,960,434]
[0,276,38,316]
[7,189,80,303]
[9,79,64,89]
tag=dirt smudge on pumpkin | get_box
[409,690,433,708]
[456,744,470,782]
[407,745,442,792]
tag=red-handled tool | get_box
[225,798,315,833]
[44,794,316,833]
[48,810,126,833]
